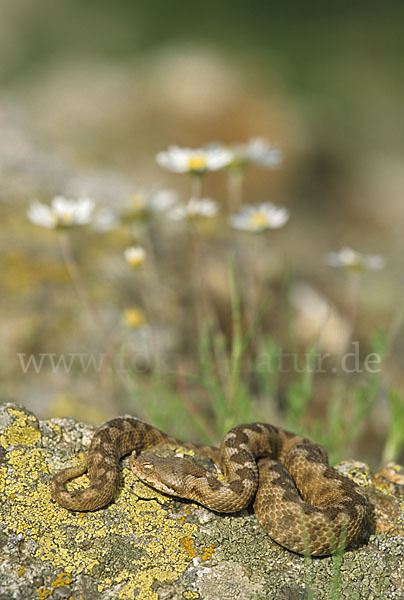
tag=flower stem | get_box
[176,365,217,443]
[190,226,208,336]
[227,259,243,421]
[344,272,362,347]
[227,167,244,213]
[58,231,102,330]
[190,173,203,199]
[57,231,132,408]
[385,297,404,358]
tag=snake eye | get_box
[142,462,154,472]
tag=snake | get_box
[51,417,370,556]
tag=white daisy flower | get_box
[93,189,177,231]
[229,202,289,232]
[169,197,219,221]
[229,137,282,169]
[147,188,178,212]
[156,145,233,174]
[131,188,178,213]
[127,188,178,218]
[124,246,146,268]
[92,208,120,232]
[27,196,95,228]
[324,247,385,272]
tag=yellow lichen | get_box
[181,537,215,561]
[0,466,7,493]
[0,408,41,448]
[201,545,215,561]
[180,536,197,558]
[52,572,72,588]
[2,421,199,600]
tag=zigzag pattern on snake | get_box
[51,417,370,556]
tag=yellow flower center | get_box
[187,156,207,171]
[249,213,268,228]
[130,193,146,212]
[122,307,146,328]
[59,213,74,224]
[340,250,364,271]
[52,212,74,226]
[126,250,146,267]
[346,262,364,273]
[128,256,143,267]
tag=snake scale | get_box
[51,417,370,556]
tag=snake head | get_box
[130,451,207,499]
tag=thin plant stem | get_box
[303,553,314,600]
[384,296,404,358]
[176,365,217,443]
[190,225,209,336]
[57,231,132,407]
[228,259,243,419]
[58,231,103,331]
[344,272,362,344]
[190,173,203,199]
[130,223,164,372]
[247,234,265,332]
[329,547,345,599]
[227,167,244,213]
[382,388,404,463]
[336,271,362,396]
[283,259,297,359]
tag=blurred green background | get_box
[0,0,403,465]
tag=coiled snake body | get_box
[51,418,370,556]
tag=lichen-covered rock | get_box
[0,402,403,600]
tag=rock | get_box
[0,402,403,599]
